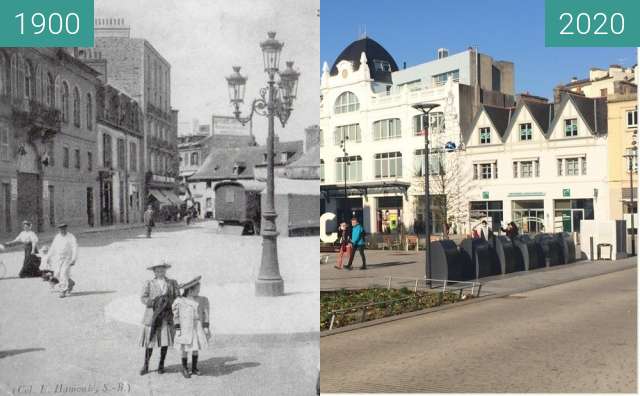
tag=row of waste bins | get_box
[430,233,577,281]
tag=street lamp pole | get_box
[624,146,637,256]
[226,32,300,296]
[412,103,440,286]
[340,137,350,222]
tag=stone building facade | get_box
[89,18,179,211]
[0,48,101,235]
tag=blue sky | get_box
[321,0,636,98]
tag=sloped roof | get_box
[330,37,398,83]
[483,105,515,137]
[504,99,555,136]
[286,145,319,169]
[550,93,608,135]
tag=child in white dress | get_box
[172,276,211,378]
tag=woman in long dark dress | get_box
[3,220,41,278]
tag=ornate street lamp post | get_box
[412,103,440,287]
[623,145,637,256]
[226,32,300,296]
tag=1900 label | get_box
[0,0,94,47]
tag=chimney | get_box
[403,61,406,69]
[437,48,449,59]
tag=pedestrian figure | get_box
[478,220,493,241]
[345,217,366,270]
[139,260,179,376]
[172,276,211,378]
[37,245,58,288]
[501,221,519,240]
[334,222,351,270]
[144,205,155,238]
[2,220,41,278]
[47,224,78,298]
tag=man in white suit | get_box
[48,224,78,298]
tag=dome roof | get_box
[330,37,398,83]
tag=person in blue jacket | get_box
[345,217,367,270]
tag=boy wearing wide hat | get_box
[139,260,180,375]
[172,275,211,378]
[47,223,78,297]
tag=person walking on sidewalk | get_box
[172,276,211,378]
[334,222,351,270]
[48,224,78,298]
[139,260,179,376]
[345,217,366,270]
[144,205,155,238]
[2,220,41,278]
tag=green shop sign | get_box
[482,192,489,200]
[562,188,571,197]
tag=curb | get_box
[320,262,636,337]
[214,331,319,345]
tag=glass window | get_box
[334,92,359,114]
[86,93,93,130]
[190,152,199,166]
[373,118,401,140]
[564,119,578,137]
[61,82,69,123]
[520,161,533,177]
[519,123,532,141]
[566,158,579,175]
[117,139,125,170]
[74,149,80,169]
[45,73,54,107]
[103,134,112,168]
[129,142,137,171]
[374,152,402,179]
[0,126,8,161]
[72,87,81,127]
[373,60,391,72]
[414,149,443,177]
[336,155,362,182]
[480,163,492,179]
[432,69,460,86]
[513,162,518,178]
[479,127,491,144]
[87,152,92,172]
[63,147,69,168]
[557,158,563,176]
[627,108,638,129]
[334,124,361,144]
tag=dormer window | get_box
[479,127,491,144]
[519,123,532,141]
[564,119,578,137]
[373,60,391,72]
[233,161,246,175]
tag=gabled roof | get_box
[549,93,607,136]
[504,99,555,137]
[484,106,514,138]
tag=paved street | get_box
[0,221,318,396]
[320,267,637,393]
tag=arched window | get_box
[10,54,17,97]
[24,60,32,99]
[86,93,93,130]
[190,152,199,166]
[72,87,81,127]
[44,72,55,107]
[61,81,69,123]
[334,91,360,114]
[34,64,42,102]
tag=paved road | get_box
[321,267,637,393]
[0,223,318,396]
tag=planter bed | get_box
[321,287,466,331]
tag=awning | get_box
[163,190,182,205]
[149,189,171,205]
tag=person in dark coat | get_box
[139,260,180,375]
[501,222,519,240]
[2,220,41,278]
[144,205,155,238]
[334,222,351,269]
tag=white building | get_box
[320,36,515,235]
[463,93,609,235]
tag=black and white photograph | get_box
[0,0,319,395]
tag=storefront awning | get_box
[149,189,171,205]
[321,181,410,200]
[163,190,182,205]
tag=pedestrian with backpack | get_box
[345,217,367,270]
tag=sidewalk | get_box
[321,249,637,297]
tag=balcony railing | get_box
[10,97,62,133]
